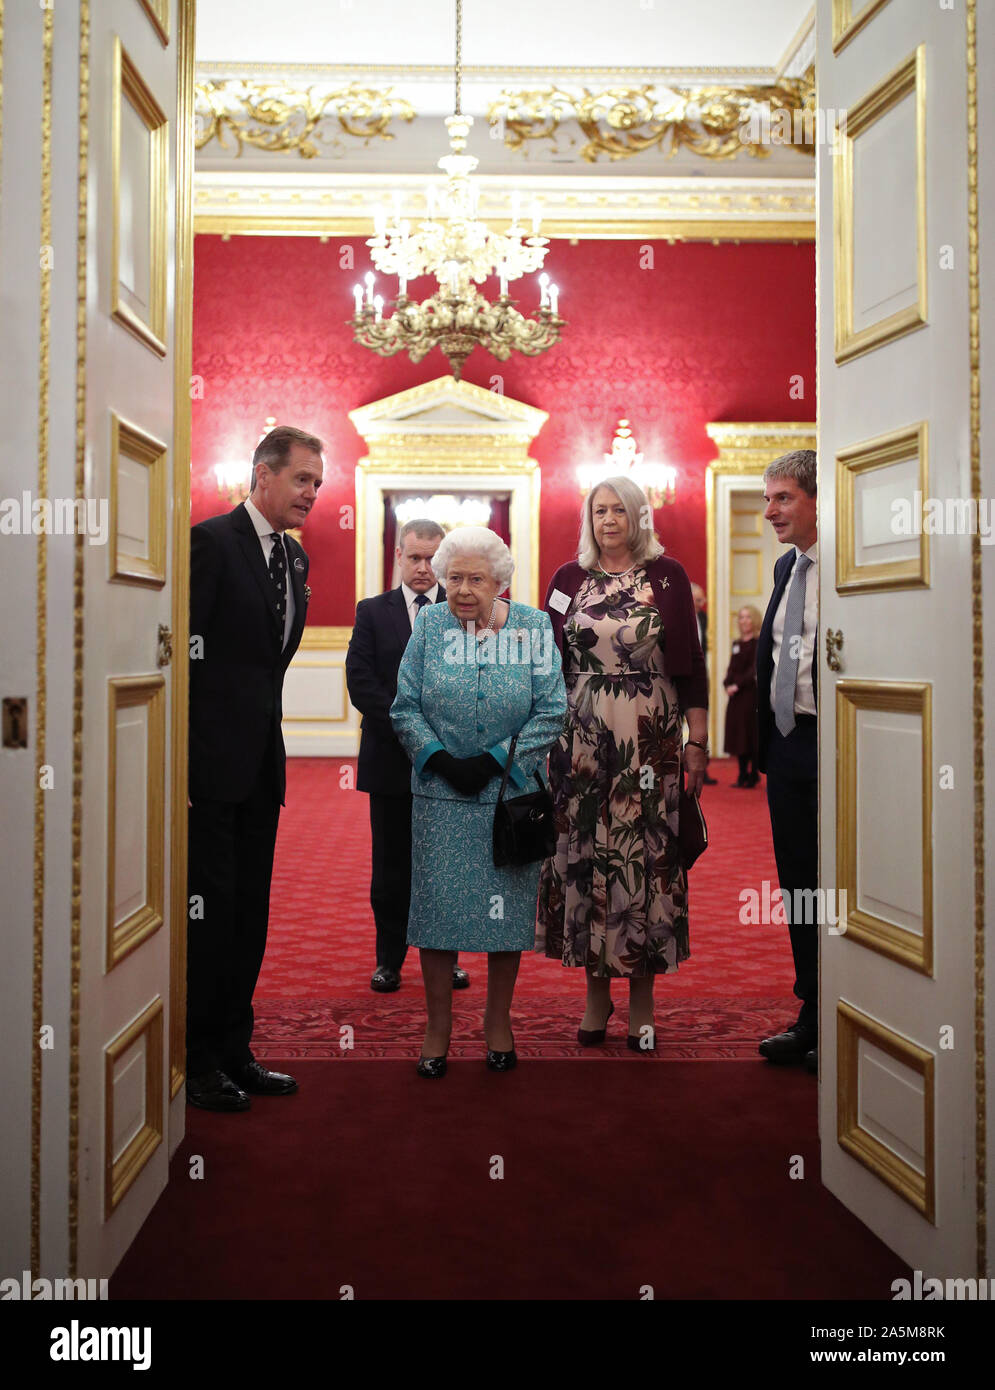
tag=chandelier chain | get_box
[454,0,463,117]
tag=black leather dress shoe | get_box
[186,1069,250,1112]
[452,966,471,989]
[228,1061,298,1095]
[758,1025,816,1064]
[416,1055,448,1078]
[805,1047,818,1075]
[371,965,401,992]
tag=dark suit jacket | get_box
[757,548,818,774]
[345,586,446,796]
[188,502,309,805]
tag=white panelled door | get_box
[817,0,980,1276]
[77,0,187,1278]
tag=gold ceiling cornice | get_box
[489,78,815,163]
[196,61,780,82]
[195,79,414,158]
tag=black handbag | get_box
[492,733,556,867]
[678,766,708,869]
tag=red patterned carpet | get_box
[254,756,797,1060]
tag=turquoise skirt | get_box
[407,795,540,952]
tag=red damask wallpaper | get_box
[191,235,815,625]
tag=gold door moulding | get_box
[488,78,816,164]
[833,46,927,365]
[299,626,353,651]
[283,662,350,724]
[836,1001,935,1223]
[170,0,197,1102]
[112,38,168,356]
[704,421,816,746]
[136,0,169,47]
[832,0,892,54]
[104,998,164,1219]
[965,0,985,1278]
[110,413,168,587]
[195,80,415,158]
[836,422,929,593]
[836,680,933,975]
[107,675,166,970]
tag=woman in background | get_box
[537,476,708,1052]
[723,604,762,788]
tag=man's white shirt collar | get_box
[244,496,278,540]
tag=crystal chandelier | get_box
[577,420,678,509]
[349,0,565,380]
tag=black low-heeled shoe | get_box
[627,1025,657,1053]
[577,1001,615,1046]
[416,1055,448,1079]
[485,1030,517,1071]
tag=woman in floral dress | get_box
[537,476,708,1050]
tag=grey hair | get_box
[763,449,817,498]
[578,474,664,570]
[431,526,515,588]
[397,517,445,547]
[250,424,323,493]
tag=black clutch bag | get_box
[493,733,556,867]
[678,767,708,869]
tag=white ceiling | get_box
[196,0,814,72]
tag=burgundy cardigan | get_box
[544,557,708,712]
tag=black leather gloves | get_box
[426,750,503,795]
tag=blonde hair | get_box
[738,604,763,636]
[578,475,664,570]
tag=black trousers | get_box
[369,791,413,972]
[186,747,281,1077]
[765,715,818,1032]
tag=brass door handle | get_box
[826,628,843,673]
[157,624,173,668]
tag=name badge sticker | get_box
[548,588,571,614]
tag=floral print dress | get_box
[536,567,690,977]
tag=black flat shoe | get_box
[186,1069,250,1112]
[627,1026,657,1053]
[371,965,401,992]
[228,1061,298,1095]
[452,966,471,989]
[416,1055,448,1078]
[577,1001,615,1046]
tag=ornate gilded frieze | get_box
[194,80,415,158]
[488,78,816,162]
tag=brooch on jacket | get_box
[304,584,311,603]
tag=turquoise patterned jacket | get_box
[390,599,566,803]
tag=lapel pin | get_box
[294,557,305,572]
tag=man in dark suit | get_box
[186,425,323,1111]
[346,520,470,994]
[755,449,819,1076]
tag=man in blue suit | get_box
[346,519,470,993]
[755,450,819,1075]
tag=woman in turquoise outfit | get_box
[390,527,566,1079]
